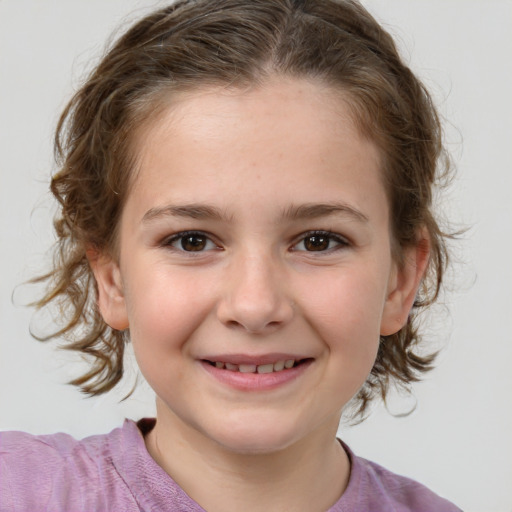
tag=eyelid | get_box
[290,230,350,252]
[162,230,221,252]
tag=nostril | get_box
[225,320,243,330]
[224,319,283,334]
[217,292,295,333]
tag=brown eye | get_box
[181,234,208,251]
[166,231,217,252]
[303,234,330,251]
[293,231,348,253]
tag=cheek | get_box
[123,269,215,358]
[122,270,216,404]
[297,268,385,361]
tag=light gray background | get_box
[1,1,511,510]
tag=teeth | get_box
[257,363,274,374]
[239,364,257,373]
[273,360,285,371]
[211,359,299,373]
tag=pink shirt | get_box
[0,419,461,511]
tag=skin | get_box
[91,76,429,512]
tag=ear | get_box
[380,233,430,336]
[87,248,129,331]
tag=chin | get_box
[217,433,294,455]
[206,415,305,455]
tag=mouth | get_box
[200,356,314,391]
[203,358,312,374]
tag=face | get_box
[94,77,424,454]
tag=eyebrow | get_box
[281,202,369,223]
[142,204,229,223]
[141,201,369,224]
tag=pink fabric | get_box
[0,419,461,511]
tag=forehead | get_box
[125,77,386,220]
[133,77,381,175]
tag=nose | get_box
[216,251,294,334]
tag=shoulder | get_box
[334,442,462,512]
[0,421,140,512]
[1,419,205,512]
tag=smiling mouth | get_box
[204,359,311,374]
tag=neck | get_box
[144,401,350,512]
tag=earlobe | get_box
[87,249,129,331]
[380,235,430,336]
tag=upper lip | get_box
[199,353,311,365]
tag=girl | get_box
[0,1,462,510]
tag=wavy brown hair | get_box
[33,0,452,418]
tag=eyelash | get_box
[291,230,349,253]
[162,231,220,253]
[162,230,349,254]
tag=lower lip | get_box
[200,360,313,391]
